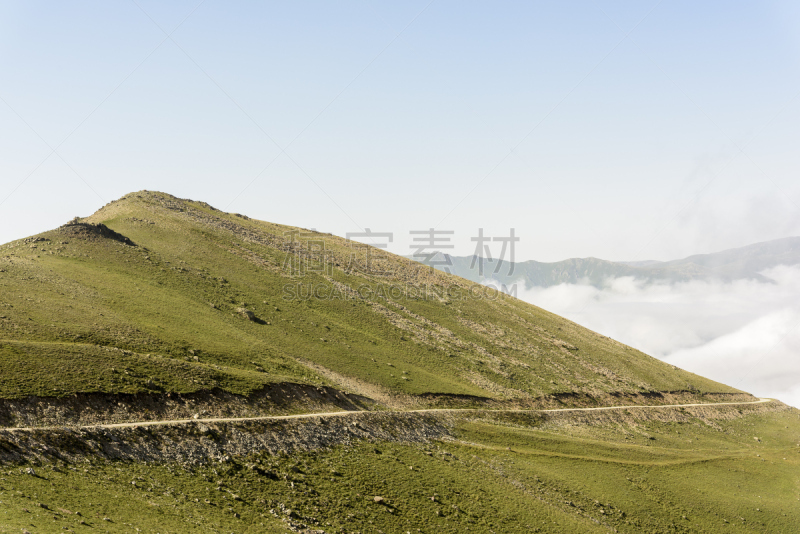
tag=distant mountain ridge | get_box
[5,192,799,534]
[417,236,800,288]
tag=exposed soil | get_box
[0,411,451,465]
[0,383,375,429]
[0,399,786,466]
[0,383,757,430]
[408,390,756,410]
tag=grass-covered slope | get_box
[1,407,797,533]
[0,191,742,403]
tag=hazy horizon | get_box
[3,1,800,264]
[2,1,799,406]
[496,267,800,409]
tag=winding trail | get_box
[3,398,773,433]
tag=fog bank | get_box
[491,265,800,408]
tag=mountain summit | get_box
[0,191,743,406]
[2,192,798,534]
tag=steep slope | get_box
[2,192,798,534]
[0,191,743,407]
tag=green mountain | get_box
[0,191,797,534]
[0,190,735,404]
[424,236,800,288]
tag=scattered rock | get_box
[553,339,579,351]
[236,308,256,321]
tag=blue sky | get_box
[2,0,800,261]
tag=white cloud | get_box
[498,265,800,408]
[667,309,800,407]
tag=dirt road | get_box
[4,398,772,432]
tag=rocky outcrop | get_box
[0,383,375,429]
[0,411,451,465]
[0,399,787,466]
[58,220,137,246]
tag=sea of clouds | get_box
[489,265,800,408]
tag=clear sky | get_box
[2,0,800,262]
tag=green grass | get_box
[0,409,797,533]
[0,191,795,534]
[0,340,287,397]
[0,191,742,403]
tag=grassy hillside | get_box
[0,191,741,404]
[0,406,797,533]
[2,191,797,534]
